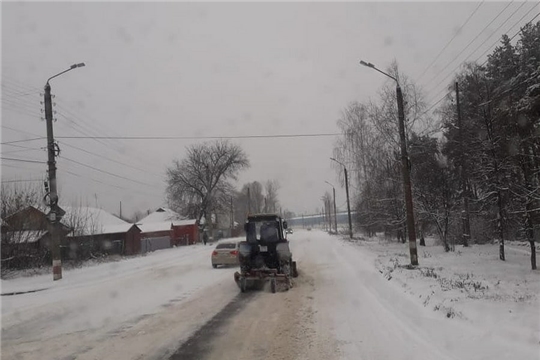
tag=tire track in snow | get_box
[168,292,257,360]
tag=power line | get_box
[1,179,43,183]
[1,157,46,164]
[478,10,540,66]
[0,138,44,145]
[1,147,43,155]
[424,6,539,106]
[59,141,155,175]
[1,124,42,138]
[416,1,485,82]
[60,156,160,188]
[420,1,515,85]
[423,1,531,96]
[55,133,340,140]
[59,167,163,199]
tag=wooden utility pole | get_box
[397,86,418,265]
[247,186,251,215]
[230,196,234,235]
[44,82,64,281]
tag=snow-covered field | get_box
[1,231,538,360]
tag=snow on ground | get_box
[1,239,243,359]
[2,230,539,360]
[291,230,540,360]
[362,235,539,341]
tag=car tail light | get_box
[230,250,238,256]
[212,250,218,256]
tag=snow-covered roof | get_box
[62,206,133,236]
[172,219,197,226]
[138,207,185,224]
[3,230,47,244]
[138,221,172,233]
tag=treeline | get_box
[333,22,539,269]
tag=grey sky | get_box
[2,1,534,218]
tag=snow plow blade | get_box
[234,269,294,293]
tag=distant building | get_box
[62,206,141,257]
[1,205,142,266]
[138,208,199,252]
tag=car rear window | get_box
[216,243,236,249]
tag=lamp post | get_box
[330,158,353,239]
[44,63,85,280]
[325,181,338,234]
[359,60,418,265]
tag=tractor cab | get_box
[244,214,288,244]
[235,214,297,292]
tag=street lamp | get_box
[330,158,353,239]
[44,63,85,281]
[325,181,338,234]
[359,59,418,266]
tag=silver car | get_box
[211,241,240,268]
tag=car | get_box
[211,241,240,268]
[286,228,293,234]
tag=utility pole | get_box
[360,60,418,265]
[344,167,352,239]
[456,82,470,247]
[43,63,85,281]
[325,181,338,234]
[332,187,337,233]
[247,186,251,215]
[396,86,419,265]
[331,158,354,239]
[397,86,419,265]
[44,82,63,281]
[302,214,305,229]
[230,196,233,236]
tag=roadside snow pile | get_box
[354,235,540,347]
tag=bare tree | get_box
[245,181,264,214]
[166,140,249,237]
[1,183,48,273]
[130,210,145,223]
[264,180,280,213]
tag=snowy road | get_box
[2,231,538,360]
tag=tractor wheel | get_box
[240,277,247,293]
[292,261,298,278]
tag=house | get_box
[138,221,173,253]
[171,219,199,246]
[62,206,141,257]
[138,208,199,251]
[1,206,71,268]
[2,205,142,262]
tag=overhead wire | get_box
[423,5,539,108]
[419,1,515,85]
[59,168,162,199]
[416,0,485,82]
[422,1,532,99]
[59,156,161,189]
[55,133,340,140]
[1,179,43,183]
[59,141,151,175]
[0,138,44,145]
[1,157,46,164]
[478,10,540,66]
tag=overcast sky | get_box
[2,1,536,219]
